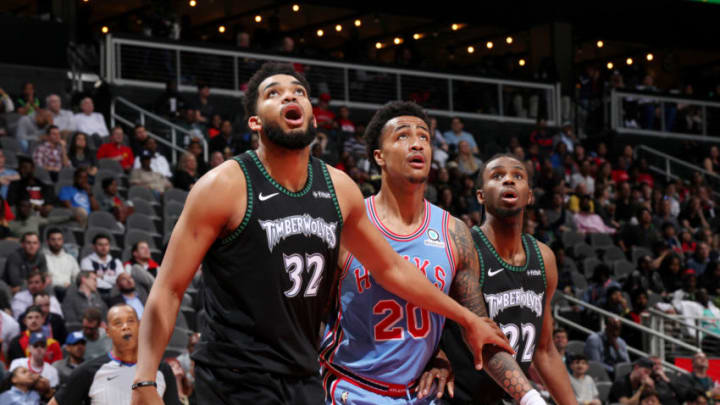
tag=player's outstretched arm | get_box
[328,166,513,369]
[531,242,578,405]
[447,217,545,404]
[132,162,244,405]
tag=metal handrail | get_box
[648,308,720,340]
[636,144,720,182]
[110,96,208,164]
[103,34,562,125]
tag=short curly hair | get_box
[243,62,311,118]
[364,101,430,170]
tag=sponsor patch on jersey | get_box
[258,214,338,252]
[527,269,542,277]
[424,228,444,248]
[313,190,332,199]
[485,288,544,318]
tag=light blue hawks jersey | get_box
[320,196,456,387]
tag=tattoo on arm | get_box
[448,217,533,401]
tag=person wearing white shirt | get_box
[80,234,126,292]
[0,310,21,357]
[45,95,76,137]
[44,228,80,291]
[73,97,109,138]
[9,332,60,388]
[132,138,173,178]
[12,271,63,320]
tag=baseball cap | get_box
[28,332,46,345]
[65,331,86,345]
[140,149,153,160]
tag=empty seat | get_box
[164,188,188,205]
[561,257,578,273]
[128,186,159,205]
[583,257,603,278]
[596,381,612,403]
[603,246,626,263]
[98,158,124,173]
[571,272,588,291]
[164,201,184,219]
[562,231,585,248]
[87,211,124,235]
[613,260,635,280]
[572,242,596,260]
[566,340,585,355]
[589,233,614,250]
[587,360,610,382]
[0,240,20,257]
[614,362,633,380]
[58,167,76,183]
[54,180,73,196]
[34,167,52,184]
[127,213,160,236]
[130,198,160,219]
[83,227,120,248]
[1,137,22,153]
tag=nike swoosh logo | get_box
[258,192,279,201]
[488,268,505,277]
[107,376,118,381]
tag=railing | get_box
[110,96,208,164]
[554,293,693,375]
[636,145,720,198]
[649,308,720,351]
[610,89,720,143]
[102,34,562,125]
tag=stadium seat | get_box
[0,240,21,257]
[566,340,585,356]
[631,246,652,265]
[83,227,120,248]
[58,167,75,183]
[562,231,585,248]
[126,213,160,236]
[128,186,159,206]
[130,198,160,220]
[98,158,124,173]
[602,246,626,264]
[572,242,596,260]
[647,291,662,307]
[589,233,614,250]
[124,229,160,253]
[4,151,18,169]
[596,381,612,403]
[87,211,124,236]
[613,260,635,280]
[583,257,603,278]
[164,188,188,205]
[614,362,632,380]
[571,272,588,291]
[164,201,184,219]
[33,167,52,184]
[587,360,610,382]
[54,180,73,196]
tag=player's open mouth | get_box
[501,190,518,203]
[122,334,133,341]
[408,154,425,169]
[282,104,304,128]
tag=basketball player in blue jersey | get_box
[132,64,512,405]
[441,154,577,404]
[320,103,548,405]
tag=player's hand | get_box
[131,387,164,405]
[465,316,513,370]
[416,356,454,399]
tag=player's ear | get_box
[476,188,485,204]
[373,149,384,168]
[311,115,317,129]
[248,116,262,132]
[527,188,534,206]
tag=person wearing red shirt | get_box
[7,306,63,365]
[312,93,336,130]
[96,126,134,170]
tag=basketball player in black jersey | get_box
[440,154,576,405]
[131,63,511,405]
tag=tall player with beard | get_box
[441,154,576,405]
[320,103,545,405]
[131,63,512,405]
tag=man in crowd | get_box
[8,306,63,364]
[4,231,47,294]
[43,228,80,296]
[312,92,335,130]
[53,331,86,386]
[96,126,134,171]
[33,125,70,182]
[61,271,108,327]
[675,352,720,401]
[129,125,150,156]
[608,358,655,405]
[7,157,55,213]
[80,307,112,360]
[647,356,682,405]
[109,272,146,320]
[8,199,69,238]
[45,94,76,137]
[585,316,630,376]
[0,149,20,199]
[553,327,570,366]
[129,150,172,193]
[123,241,158,297]
[443,117,478,154]
[50,304,181,405]
[19,292,67,346]
[16,109,52,152]
[80,234,125,298]
[58,167,98,225]
[192,83,215,124]
[74,97,109,139]
[209,120,243,156]
[132,137,172,178]
[11,270,62,319]
[9,332,60,389]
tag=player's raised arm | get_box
[132,161,244,405]
[446,216,547,405]
[328,165,513,369]
[530,242,578,404]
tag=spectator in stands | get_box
[604,286,630,316]
[700,261,720,297]
[608,358,655,404]
[585,316,630,375]
[0,87,15,113]
[574,194,616,234]
[7,307,62,364]
[9,333,60,391]
[8,199,69,239]
[97,178,133,225]
[78,307,111,361]
[456,140,482,177]
[154,80,185,120]
[173,152,199,191]
[647,356,683,405]
[124,240,159,278]
[15,109,52,153]
[130,150,172,194]
[4,232,46,294]
[552,327,570,365]
[659,253,684,294]
[0,150,20,199]
[0,364,44,404]
[687,242,712,276]
[0,306,20,358]
[33,125,70,182]
[313,93,336,131]
[209,150,225,170]
[192,83,215,124]
[109,273,145,320]
[685,391,710,405]
[43,228,80,295]
[22,292,67,344]
[429,117,449,168]
[80,234,125,298]
[67,132,98,176]
[186,139,208,175]
[177,332,199,390]
[336,106,355,134]
[15,82,40,116]
[207,114,222,139]
[619,208,661,252]
[529,117,553,157]
[73,97,109,139]
[553,121,576,153]
[343,129,367,163]
[129,125,149,157]
[96,126,134,171]
[702,145,720,175]
[7,157,55,214]
[11,270,61,319]
[53,331,85,386]
[583,263,620,307]
[58,167,98,225]
[61,272,107,331]
[166,356,193,404]
[571,160,595,195]
[209,120,243,156]
[44,95,75,138]
[675,352,720,401]
[679,197,710,234]
[132,137,172,178]
[178,107,206,146]
[568,354,601,405]
[443,117,478,154]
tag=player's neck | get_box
[375,179,426,232]
[255,140,310,193]
[481,215,524,261]
[112,347,137,364]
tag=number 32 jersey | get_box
[320,196,455,386]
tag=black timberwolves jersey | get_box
[442,227,547,404]
[192,150,343,377]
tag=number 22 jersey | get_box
[320,196,455,390]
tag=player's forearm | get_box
[483,347,534,400]
[134,284,182,382]
[533,347,578,404]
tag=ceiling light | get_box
[393,37,403,45]
[519,59,526,66]
[254,15,262,23]
[486,41,494,49]
[451,23,460,31]
[218,25,226,33]
[292,4,300,12]
[626,57,633,65]
[467,46,475,54]
[189,0,196,6]
[375,42,383,49]
[335,24,342,32]
[506,36,513,44]
[316,29,324,37]
[646,53,654,61]
[354,19,361,27]
[101,26,109,34]
[413,33,423,40]
[596,40,604,48]
[607,62,614,69]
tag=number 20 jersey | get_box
[319,196,455,386]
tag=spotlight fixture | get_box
[596,40,604,48]
[292,4,300,12]
[467,46,475,54]
[607,62,614,69]
[393,37,403,45]
[519,59,526,66]
[506,36,513,44]
[189,0,196,6]
[218,25,226,33]
[646,53,654,61]
[254,15,262,23]
[626,57,633,65]
[413,33,423,40]
[375,42,383,49]
[101,26,109,34]
[316,29,324,37]
[451,23,459,31]
[486,41,494,49]
[354,19,362,27]
[335,24,342,32]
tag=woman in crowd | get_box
[173,152,199,192]
[68,132,98,176]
